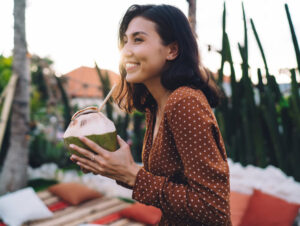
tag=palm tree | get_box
[187,0,197,36]
[0,0,30,194]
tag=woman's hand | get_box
[69,135,141,187]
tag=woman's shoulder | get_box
[165,86,215,123]
[166,86,209,109]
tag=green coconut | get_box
[63,107,118,158]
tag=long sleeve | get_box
[132,94,231,225]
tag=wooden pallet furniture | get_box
[22,190,146,226]
[0,74,18,150]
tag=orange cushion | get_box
[48,183,102,205]
[230,191,251,226]
[119,202,162,225]
[239,189,300,226]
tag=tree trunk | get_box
[187,0,197,36]
[0,0,30,194]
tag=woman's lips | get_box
[125,62,139,72]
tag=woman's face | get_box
[121,16,172,84]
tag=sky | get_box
[0,0,299,83]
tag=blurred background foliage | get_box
[0,3,299,181]
[214,3,300,181]
[0,55,12,94]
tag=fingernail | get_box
[77,162,81,166]
[69,144,75,148]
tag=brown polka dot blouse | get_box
[120,86,231,225]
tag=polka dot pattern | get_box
[131,86,232,225]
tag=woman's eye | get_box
[134,38,143,43]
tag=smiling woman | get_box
[70,4,231,226]
[121,17,177,85]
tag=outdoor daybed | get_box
[0,159,299,226]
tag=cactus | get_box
[218,2,226,85]
[256,68,264,93]
[238,2,249,78]
[288,69,300,179]
[250,19,270,77]
[285,4,300,70]
[290,69,300,125]
[215,2,233,158]
[251,19,283,103]
[214,3,300,180]
[238,3,267,166]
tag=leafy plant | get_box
[0,55,12,93]
[29,132,72,168]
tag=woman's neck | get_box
[144,77,171,114]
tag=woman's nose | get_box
[121,44,133,57]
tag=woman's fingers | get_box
[117,135,126,146]
[117,135,130,149]
[69,143,95,160]
[78,136,108,157]
[69,143,111,176]
[77,161,98,174]
[81,167,90,174]
[70,152,99,170]
[69,135,135,183]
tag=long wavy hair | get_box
[114,4,222,113]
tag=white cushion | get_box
[0,187,53,226]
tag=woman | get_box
[70,4,231,225]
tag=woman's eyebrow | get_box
[124,31,148,37]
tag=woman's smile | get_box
[125,62,140,73]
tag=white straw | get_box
[98,83,117,112]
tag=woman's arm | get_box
[131,95,231,225]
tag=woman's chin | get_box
[126,75,141,83]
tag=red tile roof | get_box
[63,66,120,98]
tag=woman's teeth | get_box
[125,63,139,70]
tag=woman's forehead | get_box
[125,17,157,36]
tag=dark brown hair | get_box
[114,4,222,113]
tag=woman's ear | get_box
[166,42,179,61]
